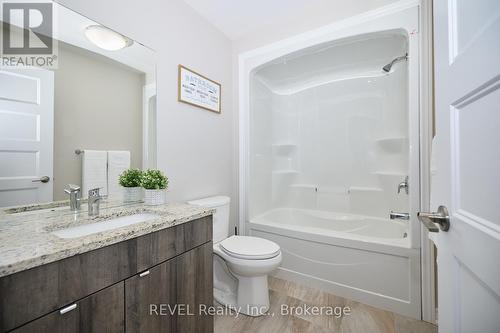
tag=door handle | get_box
[417,205,450,232]
[32,176,50,183]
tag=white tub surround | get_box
[239,1,422,318]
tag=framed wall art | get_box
[178,65,221,113]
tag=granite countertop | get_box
[0,202,214,278]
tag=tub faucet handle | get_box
[397,176,409,195]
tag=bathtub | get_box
[248,208,421,317]
[253,208,408,243]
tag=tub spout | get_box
[390,211,410,220]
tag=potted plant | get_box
[119,169,143,202]
[141,169,168,205]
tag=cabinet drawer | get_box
[12,282,124,333]
[0,216,212,332]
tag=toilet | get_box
[187,196,282,316]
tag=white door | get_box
[430,0,500,332]
[0,68,54,207]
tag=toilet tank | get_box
[187,196,230,243]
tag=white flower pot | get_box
[144,189,166,206]
[123,187,143,203]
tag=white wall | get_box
[57,0,236,222]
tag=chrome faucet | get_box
[390,211,410,220]
[397,176,409,195]
[64,184,81,212]
[88,188,102,216]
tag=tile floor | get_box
[214,276,437,333]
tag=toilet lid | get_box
[220,236,280,260]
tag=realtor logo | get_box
[1,1,57,67]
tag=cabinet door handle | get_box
[60,303,77,315]
[139,270,150,277]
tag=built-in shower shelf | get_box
[289,184,317,189]
[272,143,297,154]
[372,171,407,177]
[272,143,297,148]
[273,170,299,175]
[289,184,348,194]
[348,186,383,193]
[375,137,408,153]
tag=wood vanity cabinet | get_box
[125,242,213,332]
[0,216,214,333]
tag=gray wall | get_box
[53,43,144,200]
[58,0,236,223]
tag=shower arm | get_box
[382,53,408,73]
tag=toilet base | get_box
[236,275,270,316]
[213,275,270,317]
[212,242,282,317]
[213,255,272,317]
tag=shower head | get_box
[382,53,408,73]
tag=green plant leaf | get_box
[141,169,169,190]
[119,169,143,187]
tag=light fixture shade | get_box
[84,25,133,51]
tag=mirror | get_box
[0,3,156,208]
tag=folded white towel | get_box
[82,150,108,198]
[107,150,131,199]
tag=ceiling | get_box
[182,0,397,41]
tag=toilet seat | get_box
[219,236,280,260]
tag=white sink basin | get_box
[51,213,159,239]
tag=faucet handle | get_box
[65,184,81,212]
[64,184,81,194]
[88,187,103,217]
[89,187,102,197]
[88,187,102,197]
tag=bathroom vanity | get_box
[0,203,214,333]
